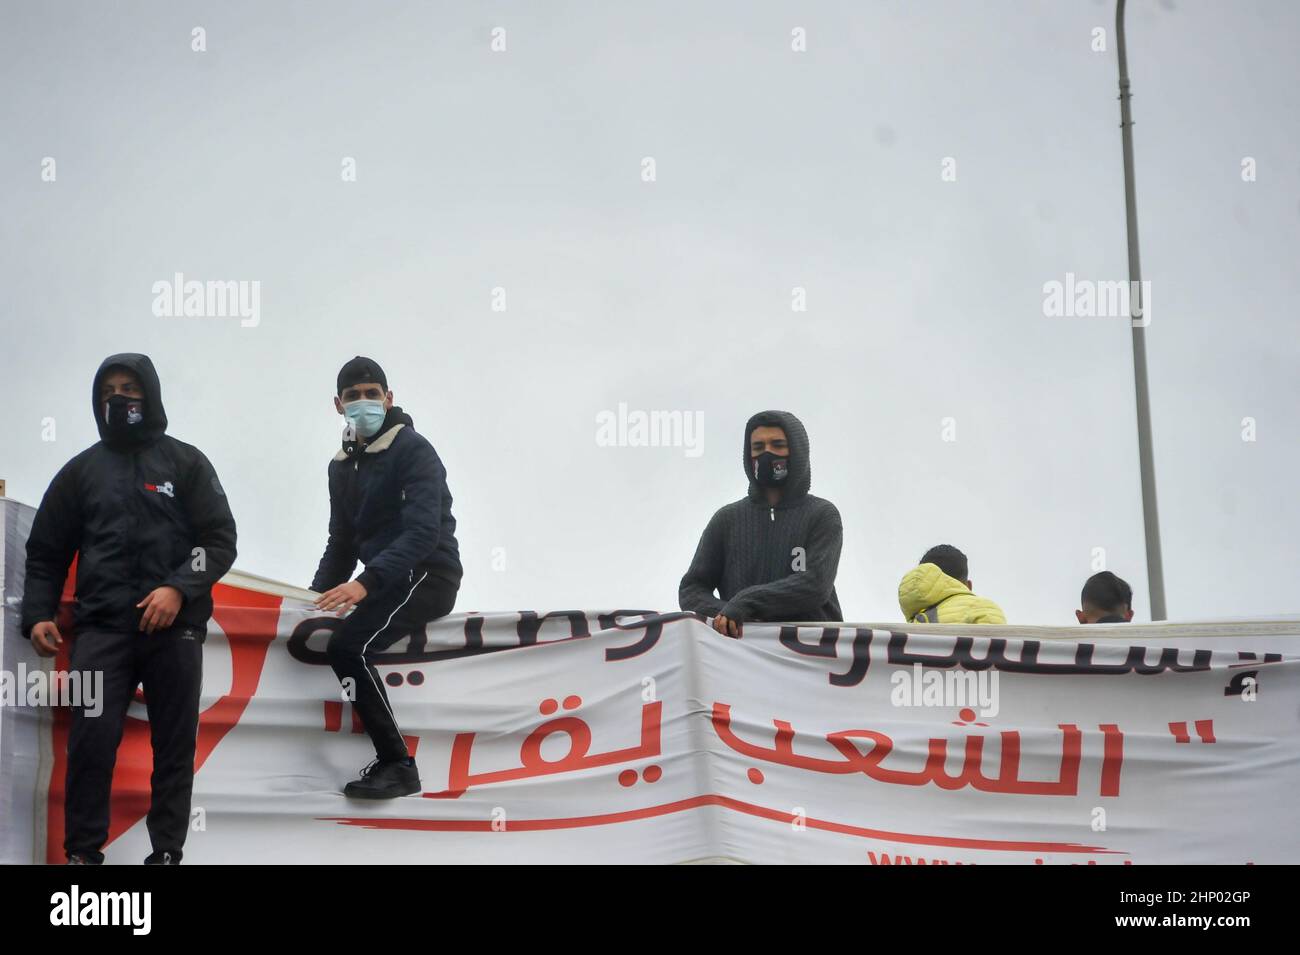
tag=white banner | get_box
[2,498,1298,864]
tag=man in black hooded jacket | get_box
[311,357,462,799]
[22,353,237,864]
[679,410,843,634]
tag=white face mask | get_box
[343,399,386,438]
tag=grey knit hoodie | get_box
[678,410,843,623]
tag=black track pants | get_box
[65,624,204,864]
[326,571,457,763]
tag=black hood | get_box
[92,353,168,447]
[743,409,811,503]
[385,405,414,430]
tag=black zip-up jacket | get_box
[678,410,843,623]
[311,406,462,596]
[21,354,238,638]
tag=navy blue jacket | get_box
[311,406,462,595]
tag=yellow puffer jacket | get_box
[898,563,1006,625]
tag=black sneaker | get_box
[343,757,421,799]
[66,853,100,865]
[144,849,181,865]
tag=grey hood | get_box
[742,409,812,504]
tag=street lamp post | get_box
[1115,0,1167,620]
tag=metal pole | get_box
[1115,0,1167,620]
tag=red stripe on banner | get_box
[1099,723,1123,797]
[321,794,1121,855]
[323,700,342,733]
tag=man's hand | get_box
[30,621,63,657]
[711,613,742,638]
[315,579,368,616]
[137,586,183,634]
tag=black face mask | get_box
[103,394,145,439]
[751,451,789,489]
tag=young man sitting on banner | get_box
[22,353,238,864]
[1076,571,1134,624]
[898,544,1006,624]
[678,410,843,636]
[311,357,463,799]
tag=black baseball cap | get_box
[336,356,388,395]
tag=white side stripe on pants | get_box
[359,571,429,745]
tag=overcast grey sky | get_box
[1,0,1296,624]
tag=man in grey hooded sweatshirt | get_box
[678,410,843,635]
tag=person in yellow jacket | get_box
[898,544,1006,624]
